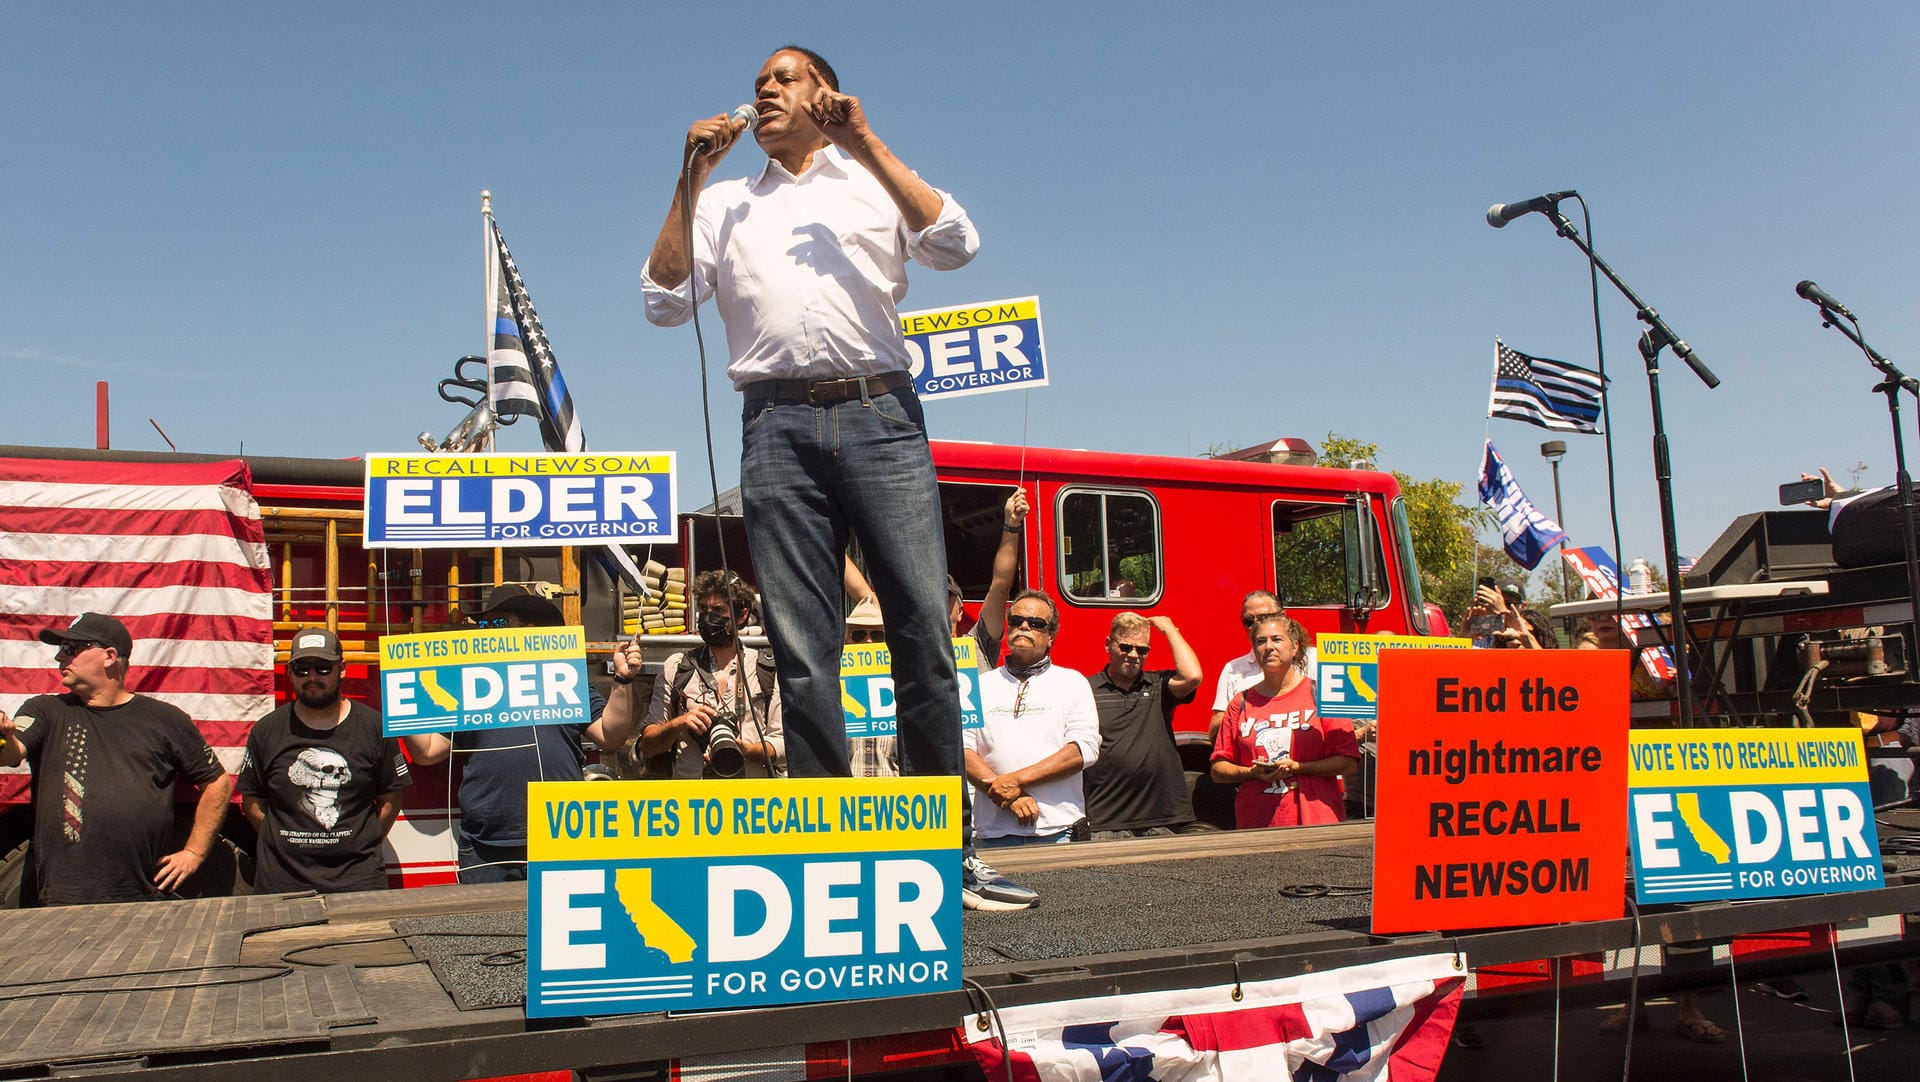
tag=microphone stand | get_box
[1808,308,1920,641]
[1541,204,1720,727]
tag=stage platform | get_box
[2,818,1917,1081]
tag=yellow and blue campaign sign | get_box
[378,625,590,737]
[898,296,1047,401]
[1315,633,1472,720]
[840,638,983,739]
[1629,728,1882,903]
[363,452,677,549]
[526,777,962,1018]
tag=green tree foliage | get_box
[1314,434,1488,628]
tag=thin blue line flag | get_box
[1488,340,1607,433]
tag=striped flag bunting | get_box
[488,215,585,453]
[1487,340,1607,433]
[0,457,273,791]
[964,953,1462,1082]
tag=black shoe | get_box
[1755,977,1810,1002]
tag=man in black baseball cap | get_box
[0,612,232,905]
[237,628,413,894]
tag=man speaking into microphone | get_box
[641,47,1037,910]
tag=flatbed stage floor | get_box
[0,819,1916,1080]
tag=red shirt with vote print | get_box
[1211,678,1358,828]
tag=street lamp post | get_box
[1540,440,1570,602]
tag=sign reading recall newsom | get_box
[527,777,961,1017]
[1372,649,1628,933]
[363,452,676,548]
[379,625,590,738]
[1629,728,1880,903]
[898,296,1047,401]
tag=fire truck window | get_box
[938,483,1024,600]
[1273,503,1388,608]
[1059,490,1161,604]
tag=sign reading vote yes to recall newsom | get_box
[1372,649,1628,933]
[1629,728,1880,903]
[378,626,591,738]
[527,777,962,1018]
[362,452,677,548]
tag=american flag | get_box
[0,457,273,793]
[488,214,585,453]
[964,953,1462,1082]
[1488,340,1606,433]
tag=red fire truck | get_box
[0,437,1433,893]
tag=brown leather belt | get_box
[741,371,910,407]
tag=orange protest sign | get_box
[1371,648,1629,934]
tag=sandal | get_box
[1597,1008,1651,1035]
[1675,1018,1726,1044]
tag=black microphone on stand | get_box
[1486,191,1578,228]
[1796,280,1855,320]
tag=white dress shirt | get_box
[641,146,979,388]
[1211,647,1319,711]
[966,664,1100,840]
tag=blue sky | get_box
[7,2,1917,580]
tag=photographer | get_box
[630,571,783,778]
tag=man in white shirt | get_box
[642,47,1030,908]
[965,591,1100,847]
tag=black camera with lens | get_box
[705,708,745,778]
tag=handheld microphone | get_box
[1796,280,1854,320]
[693,104,760,153]
[1486,190,1578,228]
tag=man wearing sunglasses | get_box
[237,629,411,894]
[1083,613,1202,840]
[0,613,232,905]
[1207,591,1318,738]
[963,591,1099,852]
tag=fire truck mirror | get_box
[1343,495,1382,620]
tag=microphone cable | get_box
[1572,196,1630,631]
[680,141,734,582]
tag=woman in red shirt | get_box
[1209,615,1359,828]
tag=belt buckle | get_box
[808,377,851,406]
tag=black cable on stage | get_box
[1617,891,1644,1082]
[0,963,292,1002]
[962,977,1016,1082]
[1277,883,1371,898]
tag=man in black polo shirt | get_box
[1082,612,1202,839]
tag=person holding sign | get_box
[1209,615,1358,828]
[402,586,627,883]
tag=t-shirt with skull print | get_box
[238,701,412,893]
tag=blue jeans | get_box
[456,834,528,884]
[978,830,1074,848]
[740,384,962,785]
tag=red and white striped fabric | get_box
[0,456,273,792]
[964,953,1463,1082]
